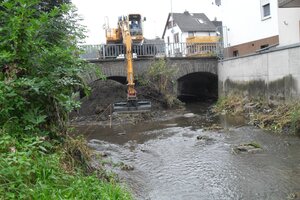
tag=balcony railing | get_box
[80,42,224,60]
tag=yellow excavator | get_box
[105,14,151,112]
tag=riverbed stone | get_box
[183,113,195,118]
[120,163,134,171]
[287,192,300,199]
[232,143,263,154]
[203,123,223,131]
[244,102,258,110]
[196,135,215,144]
[118,132,126,135]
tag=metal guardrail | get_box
[80,42,224,60]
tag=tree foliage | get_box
[147,58,177,94]
[147,58,183,108]
[0,0,88,137]
[0,1,133,199]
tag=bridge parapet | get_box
[80,42,223,60]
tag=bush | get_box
[146,58,183,108]
[0,0,88,137]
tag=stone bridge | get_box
[83,57,218,101]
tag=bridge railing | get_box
[80,42,223,60]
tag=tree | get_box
[147,58,182,108]
[0,0,88,137]
[147,58,177,94]
[39,0,71,12]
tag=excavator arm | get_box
[119,21,136,100]
[112,17,151,113]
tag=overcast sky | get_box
[72,0,222,44]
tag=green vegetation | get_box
[146,58,183,108]
[0,133,132,199]
[213,94,300,135]
[0,0,132,199]
[213,95,245,115]
[247,142,262,149]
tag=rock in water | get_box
[184,113,195,118]
[232,143,263,154]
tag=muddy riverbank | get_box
[212,94,300,135]
[72,79,181,118]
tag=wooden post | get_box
[109,104,112,128]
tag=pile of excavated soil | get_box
[73,79,167,118]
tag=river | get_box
[74,103,300,200]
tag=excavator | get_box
[104,14,151,112]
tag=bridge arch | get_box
[177,72,218,102]
[107,76,127,85]
[173,58,218,80]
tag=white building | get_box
[217,0,300,57]
[278,5,300,46]
[162,11,219,56]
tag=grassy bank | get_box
[0,131,132,200]
[213,95,300,135]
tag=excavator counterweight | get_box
[105,14,151,113]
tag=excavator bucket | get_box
[113,100,151,113]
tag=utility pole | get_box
[171,0,174,56]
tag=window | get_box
[167,21,173,29]
[261,0,271,20]
[196,18,204,24]
[188,32,194,37]
[263,4,270,17]
[167,21,176,29]
[260,44,269,49]
[167,36,170,44]
[174,33,179,43]
[233,50,239,57]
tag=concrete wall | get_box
[218,44,300,101]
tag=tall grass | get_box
[0,133,132,200]
[290,104,300,136]
[213,95,300,135]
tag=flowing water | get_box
[75,103,300,200]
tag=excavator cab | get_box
[128,14,144,43]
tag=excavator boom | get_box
[111,15,151,113]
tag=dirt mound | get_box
[74,79,166,117]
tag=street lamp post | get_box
[216,25,229,59]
